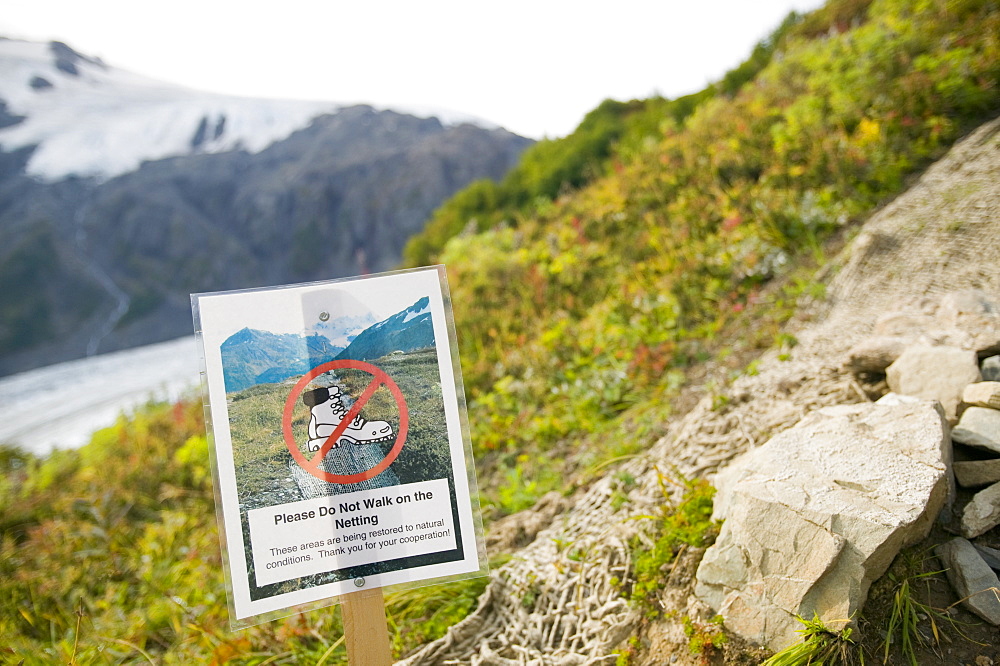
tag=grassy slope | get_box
[446,0,999,515]
[2,0,999,662]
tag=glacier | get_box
[0,336,201,455]
[0,38,340,181]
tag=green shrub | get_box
[626,475,720,614]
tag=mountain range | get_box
[0,38,531,377]
[220,296,435,393]
[336,296,434,363]
[221,328,343,394]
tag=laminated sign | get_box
[192,267,486,627]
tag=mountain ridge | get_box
[337,296,434,362]
[0,37,498,182]
[0,40,532,377]
[220,327,344,393]
[218,296,434,392]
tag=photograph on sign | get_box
[191,266,487,627]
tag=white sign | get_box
[249,478,455,586]
[192,267,486,627]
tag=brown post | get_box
[342,587,393,666]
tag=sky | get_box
[0,0,826,140]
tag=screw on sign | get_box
[282,360,408,484]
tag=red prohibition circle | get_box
[282,359,408,484]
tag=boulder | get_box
[936,290,1000,356]
[952,407,1000,454]
[920,327,980,351]
[960,481,1000,538]
[935,538,1000,625]
[963,382,1000,410]
[886,345,981,422]
[954,459,1000,488]
[695,400,951,650]
[983,356,1000,382]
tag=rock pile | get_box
[845,289,1000,421]
[694,289,1000,650]
[847,290,1000,625]
[937,376,1000,625]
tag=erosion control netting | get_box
[399,119,1000,665]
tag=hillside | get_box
[405,112,1000,666]
[0,0,999,663]
[0,40,531,377]
[440,0,999,511]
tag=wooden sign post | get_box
[342,588,393,666]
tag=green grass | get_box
[861,545,989,666]
[762,614,862,666]
[684,614,728,662]
[879,554,947,666]
[386,574,490,656]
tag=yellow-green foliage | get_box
[442,0,999,514]
[0,401,234,664]
[402,98,669,268]
[684,615,728,662]
[386,576,490,655]
[403,8,808,270]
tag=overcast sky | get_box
[1,0,826,139]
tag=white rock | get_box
[876,392,921,406]
[695,400,950,651]
[961,481,1000,539]
[886,344,981,422]
[963,382,1000,410]
[952,407,1000,454]
[935,537,1000,625]
[936,290,1000,356]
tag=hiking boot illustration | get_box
[302,386,394,452]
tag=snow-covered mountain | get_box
[0,38,532,377]
[0,38,493,182]
[0,38,338,181]
[337,297,434,362]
